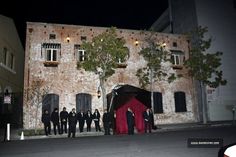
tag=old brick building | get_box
[23,22,198,129]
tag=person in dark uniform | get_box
[143,108,152,133]
[149,108,157,130]
[85,110,93,132]
[68,108,77,138]
[60,107,68,134]
[102,109,111,135]
[77,110,85,133]
[41,109,51,136]
[111,110,117,135]
[51,108,60,135]
[93,109,101,132]
[126,107,135,135]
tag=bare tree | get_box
[24,77,50,133]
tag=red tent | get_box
[107,85,151,134]
[115,97,148,134]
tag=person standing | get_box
[102,109,111,135]
[85,110,93,132]
[51,108,61,135]
[41,109,51,136]
[77,110,85,133]
[143,108,152,133]
[111,110,117,135]
[68,108,77,138]
[149,108,156,130]
[60,107,68,134]
[93,109,101,132]
[126,107,135,135]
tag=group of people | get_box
[41,107,102,138]
[126,107,155,135]
[41,107,155,137]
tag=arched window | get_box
[42,94,59,114]
[153,92,163,113]
[76,93,92,113]
[174,91,187,112]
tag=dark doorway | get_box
[153,92,163,113]
[76,93,92,113]
[42,94,59,114]
[174,91,187,112]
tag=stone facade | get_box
[24,22,198,129]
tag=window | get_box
[74,44,86,62]
[174,91,187,112]
[78,50,86,62]
[171,54,180,65]
[46,49,57,61]
[3,47,7,65]
[81,36,87,41]
[49,34,56,39]
[173,42,177,47]
[170,50,185,68]
[153,92,163,113]
[0,47,16,73]
[42,43,61,67]
[9,53,14,70]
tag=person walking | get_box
[51,108,61,135]
[126,107,135,135]
[41,109,51,136]
[102,109,111,135]
[93,109,101,132]
[77,110,85,133]
[143,108,152,133]
[68,108,77,138]
[60,107,68,134]
[85,110,93,132]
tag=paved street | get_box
[0,126,235,157]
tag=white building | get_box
[0,14,24,127]
[151,0,236,122]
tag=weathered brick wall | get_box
[23,22,198,129]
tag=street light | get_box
[97,87,101,98]
[66,35,70,43]
[135,39,139,46]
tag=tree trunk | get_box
[150,68,154,111]
[200,81,208,124]
[100,78,107,111]
[34,105,39,134]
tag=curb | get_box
[3,123,235,141]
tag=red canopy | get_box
[115,97,147,134]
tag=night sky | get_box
[1,0,168,47]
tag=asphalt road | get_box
[0,126,235,157]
